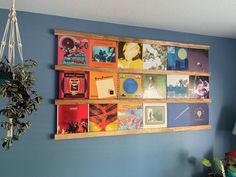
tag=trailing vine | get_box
[0,58,43,150]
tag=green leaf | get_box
[201,158,212,168]
[228,166,236,174]
[213,157,222,171]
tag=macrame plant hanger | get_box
[0,0,24,138]
[0,0,24,66]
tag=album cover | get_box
[57,104,88,134]
[189,103,209,125]
[167,103,190,127]
[58,71,89,99]
[89,71,117,99]
[188,49,208,72]
[118,42,143,69]
[189,76,209,98]
[57,35,89,66]
[90,39,117,68]
[167,103,209,127]
[117,104,143,130]
[143,44,167,70]
[167,46,188,70]
[89,104,118,132]
[143,103,167,128]
[167,75,189,98]
[143,74,166,99]
[119,74,142,98]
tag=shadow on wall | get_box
[163,148,213,177]
[215,106,236,153]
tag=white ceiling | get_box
[1,0,236,38]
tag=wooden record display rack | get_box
[54,29,211,140]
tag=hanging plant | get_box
[0,58,43,150]
[0,0,43,150]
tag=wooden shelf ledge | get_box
[54,29,210,50]
[54,125,211,140]
[55,65,211,77]
[55,98,212,105]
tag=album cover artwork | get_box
[117,104,143,130]
[89,71,117,99]
[189,76,209,98]
[189,103,209,126]
[167,103,190,127]
[143,44,167,70]
[167,75,189,98]
[119,74,142,98]
[118,42,143,69]
[167,46,188,70]
[59,71,89,99]
[143,103,167,128]
[143,74,166,99]
[167,103,209,127]
[90,39,117,68]
[89,104,118,132]
[188,49,208,72]
[57,104,88,134]
[57,35,89,66]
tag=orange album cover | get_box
[89,71,118,99]
[89,39,117,68]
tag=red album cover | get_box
[59,71,89,99]
[57,104,88,134]
[57,35,90,66]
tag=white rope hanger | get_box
[0,0,24,66]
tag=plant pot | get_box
[0,72,12,85]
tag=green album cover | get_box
[142,74,166,98]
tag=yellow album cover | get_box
[119,74,142,98]
[90,71,117,99]
[118,42,143,69]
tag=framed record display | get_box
[54,29,211,140]
[57,35,89,66]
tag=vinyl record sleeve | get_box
[143,103,167,128]
[118,42,143,69]
[90,39,117,68]
[119,74,142,98]
[89,71,117,99]
[89,104,118,132]
[143,44,167,70]
[58,71,89,99]
[57,35,90,66]
[118,103,143,130]
[57,104,89,134]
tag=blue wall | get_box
[0,9,236,177]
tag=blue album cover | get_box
[167,47,188,70]
[189,104,209,125]
[167,104,190,127]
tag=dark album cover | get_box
[167,46,188,70]
[189,76,209,98]
[59,71,88,99]
[188,49,208,72]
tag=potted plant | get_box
[227,166,236,177]
[201,157,226,177]
[0,59,43,150]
